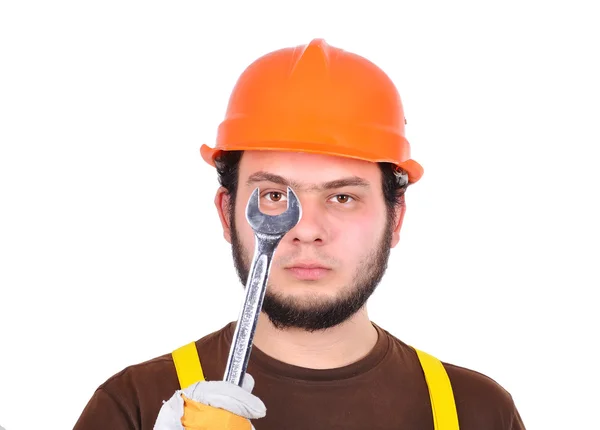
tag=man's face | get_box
[215,150,404,332]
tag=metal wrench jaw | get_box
[223,186,302,386]
[245,186,302,239]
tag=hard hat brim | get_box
[200,143,424,184]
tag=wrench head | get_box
[245,186,302,237]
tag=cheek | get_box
[234,207,255,248]
[332,209,385,250]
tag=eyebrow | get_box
[246,171,371,191]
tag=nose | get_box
[286,198,328,245]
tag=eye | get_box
[264,191,287,202]
[331,194,354,204]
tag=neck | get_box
[251,308,378,369]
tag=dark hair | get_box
[215,150,409,224]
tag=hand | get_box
[154,374,266,430]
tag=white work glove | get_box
[154,373,266,430]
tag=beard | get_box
[229,204,394,332]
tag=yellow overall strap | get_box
[172,341,205,389]
[414,348,460,430]
[172,342,458,429]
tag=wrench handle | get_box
[223,236,278,386]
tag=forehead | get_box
[238,150,381,185]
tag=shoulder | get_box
[75,323,235,427]
[86,323,233,416]
[442,361,523,428]
[101,322,233,392]
[379,327,523,428]
[442,360,515,408]
[380,327,516,406]
[74,352,178,427]
[98,351,175,398]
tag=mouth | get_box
[284,262,331,281]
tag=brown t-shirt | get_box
[74,322,525,429]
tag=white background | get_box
[1,1,598,429]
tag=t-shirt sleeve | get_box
[510,404,527,429]
[73,387,137,430]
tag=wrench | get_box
[223,186,302,386]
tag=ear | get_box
[390,196,406,248]
[214,186,232,243]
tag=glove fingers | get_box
[153,391,185,430]
[186,380,266,419]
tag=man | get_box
[74,38,525,429]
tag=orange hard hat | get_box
[200,38,424,183]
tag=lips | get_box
[284,261,331,280]
[289,263,328,269]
